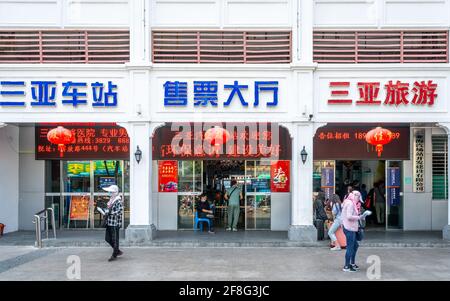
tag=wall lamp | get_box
[300,146,308,164]
[135,145,142,164]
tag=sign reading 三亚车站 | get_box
[35,123,130,160]
[162,80,279,107]
[0,80,118,107]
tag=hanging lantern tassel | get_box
[375,144,383,157]
[57,144,66,157]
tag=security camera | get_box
[308,114,313,121]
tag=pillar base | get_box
[125,224,157,244]
[443,225,450,240]
[288,225,316,242]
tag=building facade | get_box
[0,0,449,242]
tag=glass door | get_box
[57,160,129,229]
[245,160,271,230]
[386,160,403,230]
[177,160,203,229]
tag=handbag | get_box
[100,211,109,228]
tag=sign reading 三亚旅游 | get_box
[327,80,437,106]
[35,123,130,160]
[163,80,279,107]
[387,167,401,206]
[0,80,118,107]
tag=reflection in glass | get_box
[178,195,197,229]
[245,194,271,230]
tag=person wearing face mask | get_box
[102,185,124,262]
[196,193,215,234]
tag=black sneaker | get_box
[342,266,357,272]
[108,256,117,262]
[117,250,123,257]
[351,264,360,271]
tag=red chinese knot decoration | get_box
[47,126,75,157]
[365,127,393,157]
[204,126,230,147]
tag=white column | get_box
[298,0,314,64]
[288,123,316,241]
[129,0,147,63]
[125,122,156,242]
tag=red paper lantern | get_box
[204,126,230,147]
[47,126,75,158]
[365,127,393,157]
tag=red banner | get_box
[270,160,290,192]
[158,160,178,192]
[35,123,130,160]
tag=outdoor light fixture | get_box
[300,146,308,164]
[135,145,142,164]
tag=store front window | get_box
[45,160,130,229]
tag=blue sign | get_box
[163,80,279,107]
[0,80,118,107]
[387,167,401,206]
[99,177,116,189]
[321,167,334,200]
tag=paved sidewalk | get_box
[1,230,448,248]
[0,246,449,281]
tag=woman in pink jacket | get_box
[341,192,363,272]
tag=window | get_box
[0,30,130,63]
[432,135,448,199]
[313,30,448,63]
[152,30,291,64]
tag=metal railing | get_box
[33,207,56,248]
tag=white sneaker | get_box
[330,246,341,251]
[232,228,238,232]
[226,227,231,231]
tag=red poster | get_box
[271,160,290,192]
[158,160,178,192]
[69,195,90,221]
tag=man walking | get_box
[224,179,243,231]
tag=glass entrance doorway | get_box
[176,159,272,230]
[314,159,404,230]
[45,160,130,229]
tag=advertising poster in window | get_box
[270,160,290,192]
[387,167,401,206]
[69,195,90,221]
[321,167,335,200]
[158,160,178,192]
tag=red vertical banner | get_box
[158,160,178,192]
[270,160,290,192]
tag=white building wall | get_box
[18,126,45,231]
[313,0,450,28]
[0,124,19,233]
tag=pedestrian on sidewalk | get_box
[327,194,343,250]
[102,185,124,262]
[341,192,364,272]
[224,179,243,232]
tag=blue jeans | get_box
[328,219,341,243]
[343,227,359,267]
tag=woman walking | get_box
[341,192,363,272]
[327,194,343,251]
[102,185,124,262]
